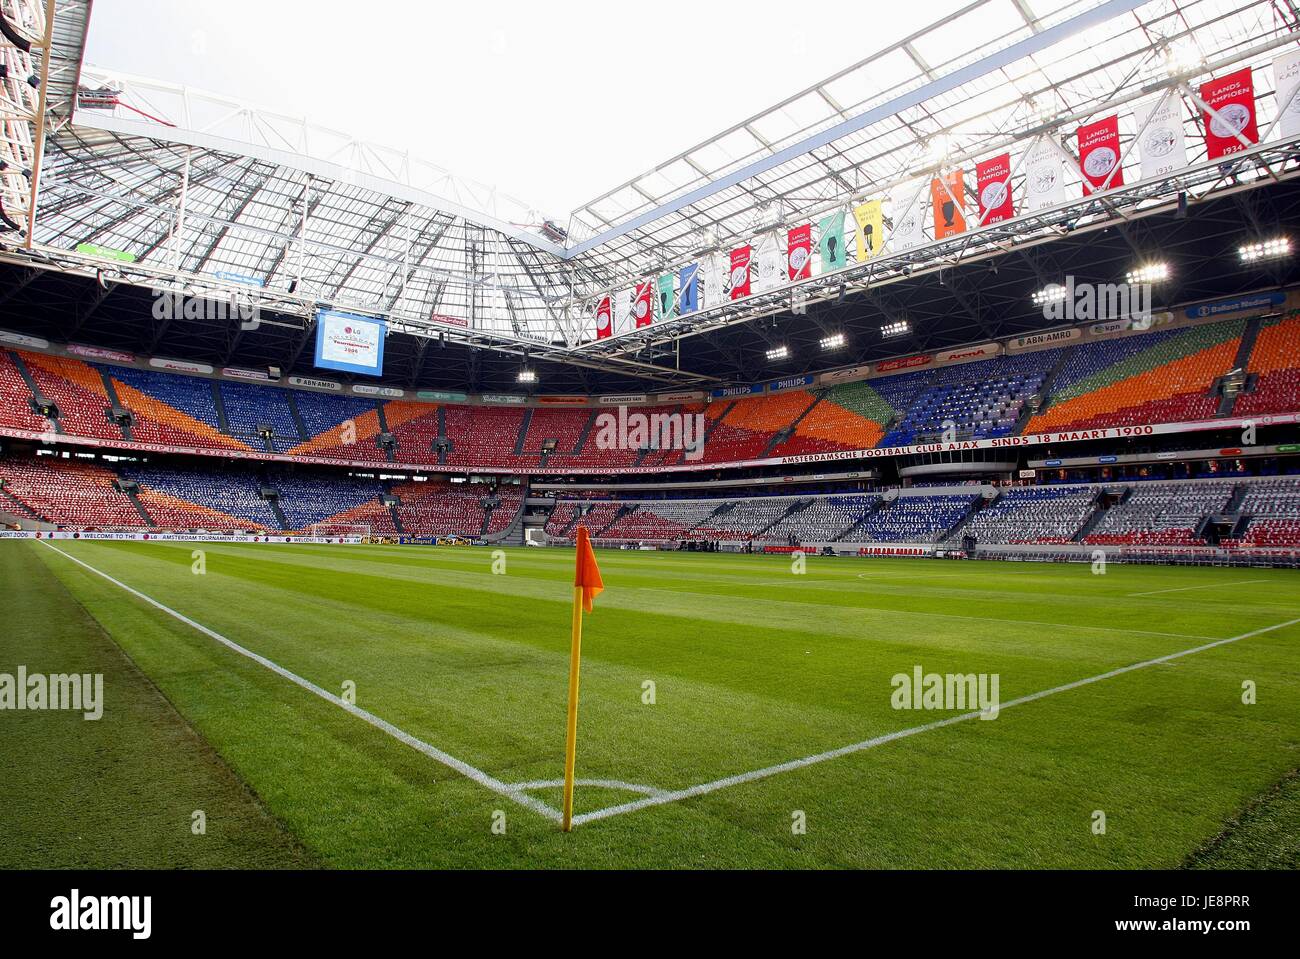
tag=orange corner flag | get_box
[574,524,604,613]
[562,524,603,830]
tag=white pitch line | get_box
[1128,579,1270,597]
[38,541,562,824]
[571,615,1300,827]
[509,778,668,798]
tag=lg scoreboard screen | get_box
[314,309,385,376]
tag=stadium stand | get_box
[122,464,283,529]
[1234,311,1300,417]
[2,311,1297,474]
[882,351,1058,446]
[20,352,124,441]
[1082,480,1236,546]
[0,351,53,432]
[1025,320,1244,433]
[0,456,148,528]
[959,486,1097,544]
[853,493,979,542]
[763,494,879,542]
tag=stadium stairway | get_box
[761,394,823,457]
[286,391,309,441]
[942,496,986,542]
[267,497,290,531]
[0,486,44,522]
[211,381,230,434]
[758,497,814,538]
[571,410,599,457]
[1071,492,1112,542]
[1016,350,1070,432]
[122,484,155,527]
[835,497,886,541]
[514,409,533,457]
[8,351,61,432]
[98,370,133,441]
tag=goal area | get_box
[307,523,372,543]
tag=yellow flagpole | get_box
[561,585,584,831]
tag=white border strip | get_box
[37,541,562,823]
[572,615,1300,826]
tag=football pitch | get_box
[2,538,1299,869]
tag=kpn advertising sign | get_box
[314,309,386,377]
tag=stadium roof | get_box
[0,0,1298,389]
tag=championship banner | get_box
[974,154,1013,225]
[755,235,784,291]
[787,224,812,280]
[889,184,926,251]
[1133,94,1188,178]
[595,296,612,340]
[1200,67,1258,159]
[633,281,654,328]
[852,201,883,261]
[1024,137,1066,211]
[930,170,966,238]
[679,263,700,315]
[729,245,753,300]
[656,273,676,321]
[614,287,634,336]
[1273,50,1300,140]
[1077,115,1123,194]
[818,211,847,272]
[703,254,725,308]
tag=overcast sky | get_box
[85,0,957,218]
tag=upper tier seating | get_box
[0,309,1288,473]
[768,385,891,457]
[444,406,527,468]
[1234,312,1300,417]
[219,382,302,449]
[20,353,124,441]
[0,351,53,432]
[1027,320,1243,432]
[1083,481,1235,546]
[881,351,1059,447]
[959,486,1097,544]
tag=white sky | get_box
[84,0,960,218]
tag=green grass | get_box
[3,538,1299,868]
[0,541,314,868]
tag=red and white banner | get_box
[786,224,812,281]
[1274,51,1300,140]
[633,282,654,328]
[594,296,612,340]
[1077,115,1123,194]
[729,245,752,300]
[1200,67,1258,159]
[975,153,1014,225]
